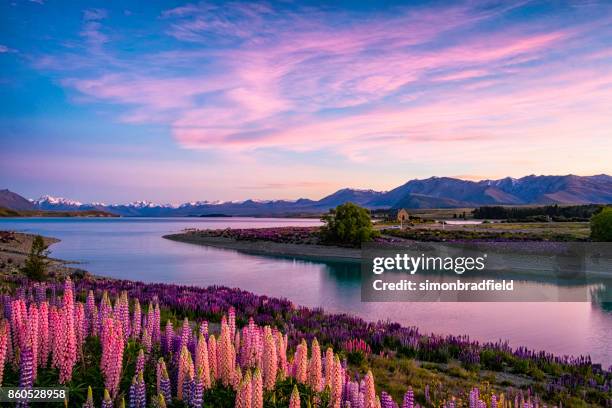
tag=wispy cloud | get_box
[25,1,612,172]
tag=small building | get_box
[396,208,409,223]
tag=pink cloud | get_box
[53,2,612,172]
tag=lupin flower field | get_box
[0,275,610,407]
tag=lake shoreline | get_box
[163,232,362,262]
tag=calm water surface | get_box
[1,217,610,366]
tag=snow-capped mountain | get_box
[3,174,611,216]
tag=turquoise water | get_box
[1,217,610,366]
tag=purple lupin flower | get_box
[129,372,146,408]
[402,387,414,408]
[190,377,203,408]
[381,391,399,408]
[16,346,34,408]
[160,366,172,403]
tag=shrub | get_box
[590,207,612,241]
[320,202,379,246]
[21,235,49,280]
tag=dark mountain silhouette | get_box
[3,174,612,216]
[0,189,36,211]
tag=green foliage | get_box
[473,204,603,221]
[21,235,50,281]
[320,202,379,246]
[590,207,612,241]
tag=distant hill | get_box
[4,174,612,216]
[0,206,118,218]
[0,189,36,211]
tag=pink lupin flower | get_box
[153,302,161,343]
[199,320,208,339]
[218,321,235,386]
[145,302,154,339]
[262,329,277,391]
[164,321,174,355]
[180,317,191,351]
[85,290,96,337]
[251,367,263,408]
[364,370,376,408]
[232,365,243,391]
[75,302,86,351]
[101,318,124,397]
[98,292,112,334]
[58,278,77,384]
[49,306,61,370]
[141,328,152,354]
[195,333,211,389]
[293,339,308,384]
[228,307,236,339]
[324,348,334,389]
[289,385,301,408]
[276,332,288,378]
[177,345,194,401]
[38,301,49,368]
[11,298,27,352]
[0,320,9,386]
[235,369,252,408]
[308,338,323,392]
[26,303,39,381]
[132,299,141,339]
[208,335,218,381]
[331,355,343,408]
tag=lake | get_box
[1,217,610,366]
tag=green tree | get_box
[320,202,379,246]
[591,207,612,242]
[22,235,50,280]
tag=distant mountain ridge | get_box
[2,174,612,216]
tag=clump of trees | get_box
[590,207,612,242]
[320,202,379,246]
[473,204,603,222]
[21,235,50,280]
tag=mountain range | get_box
[2,174,612,217]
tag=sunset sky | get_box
[1,0,611,203]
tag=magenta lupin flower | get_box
[58,278,77,384]
[26,303,39,381]
[136,348,145,374]
[0,320,9,386]
[37,301,49,368]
